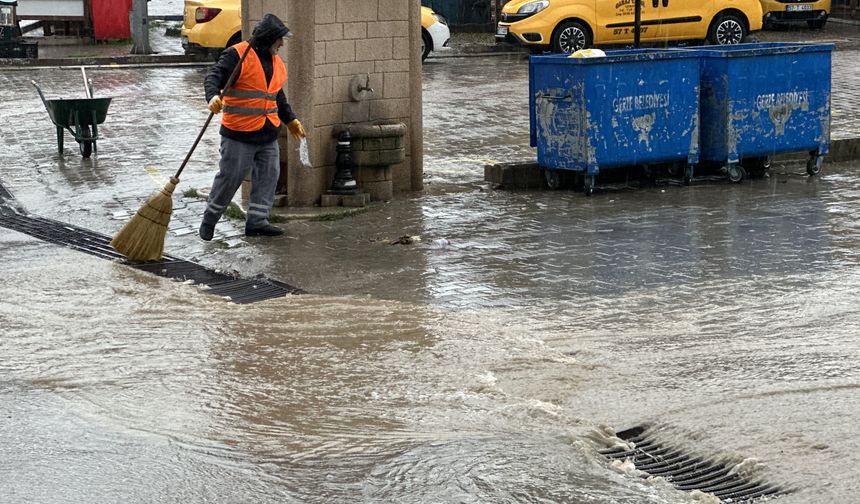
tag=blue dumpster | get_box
[529,49,702,194]
[689,42,833,181]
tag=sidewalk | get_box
[5,19,860,66]
[2,26,512,68]
[438,17,860,56]
[4,20,205,67]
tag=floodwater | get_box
[3,49,860,504]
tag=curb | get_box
[434,49,527,59]
[0,53,211,69]
[270,204,370,222]
[828,136,860,162]
[485,137,860,189]
[829,17,860,26]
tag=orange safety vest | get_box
[221,41,287,132]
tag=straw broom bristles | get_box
[110,176,179,262]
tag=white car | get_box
[421,6,450,62]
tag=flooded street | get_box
[2,50,860,502]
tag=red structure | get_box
[91,0,131,40]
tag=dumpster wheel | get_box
[727,164,746,183]
[807,154,823,176]
[544,170,561,190]
[683,165,694,186]
[744,156,771,179]
[584,175,595,196]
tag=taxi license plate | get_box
[181,36,188,48]
[786,4,813,11]
[497,25,508,36]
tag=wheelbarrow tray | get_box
[44,97,112,128]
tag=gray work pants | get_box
[202,136,279,229]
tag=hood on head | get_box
[252,14,292,49]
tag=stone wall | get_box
[242,0,424,207]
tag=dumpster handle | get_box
[536,90,574,103]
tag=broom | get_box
[111,39,256,261]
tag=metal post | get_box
[329,131,358,195]
[634,0,641,48]
[130,0,151,54]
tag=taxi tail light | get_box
[195,7,222,23]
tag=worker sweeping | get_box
[200,13,305,241]
[110,14,302,260]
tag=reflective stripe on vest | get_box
[222,89,279,101]
[222,105,279,116]
[221,41,287,132]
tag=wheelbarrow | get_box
[31,68,112,158]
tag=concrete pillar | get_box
[243,0,424,206]
[284,0,318,207]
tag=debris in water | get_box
[391,235,420,245]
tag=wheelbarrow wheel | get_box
[79,125,93,158]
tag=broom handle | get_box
[173,38,256,180]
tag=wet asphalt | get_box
[1,22,860,504]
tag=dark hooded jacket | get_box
[204,14,297,144]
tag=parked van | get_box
[760,0,830,29]
[496,0,764,53]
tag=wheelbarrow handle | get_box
[31,79,49,108]
[173,36,256,180]
[81,67,93,99]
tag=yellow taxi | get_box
[181,0,242,59]
[496,0,764,53]
[760,0,830,29]
[422,6,451,61]
[181,2,448,62]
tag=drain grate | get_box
[0,184,302,304]
[600,426,784,502]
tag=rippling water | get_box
[0,237,690,503]
[3,187,860,502]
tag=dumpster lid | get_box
[695,42,834,57]
[530,48,704,66]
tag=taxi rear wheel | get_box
[421,30,432,61]
[552,21,591,54]
[226,32,242,47]
[708,14,746,45]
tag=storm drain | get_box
[0,186,302,304]
[600,426,784,503]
